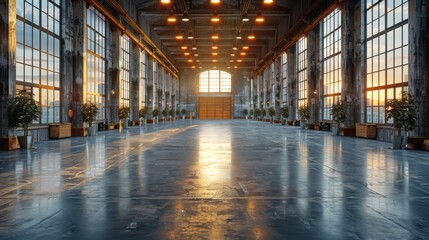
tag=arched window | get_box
[199,70,231,93]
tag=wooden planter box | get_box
[0,137,18,150]
[355,123,377,139]
[50,123,72,139]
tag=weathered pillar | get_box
[71,0,86,129]
[341,0,357,128]
[146,56,154,120]
[287,46,297,120]
[308,25,320,124]
[0,0,16,137]
[107,27,121,123]
[130,42,141,122]
[62,0,73,123]
[409,0,429,137]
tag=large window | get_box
[365,0,408,123]
[281,53,288,105]
[140,51,147,109]
[297,37,308,107]
[86,7,106,120]
[121,35,130,107]
[322,9,342,120]
[199,70,231,93]
[16,0,62,124]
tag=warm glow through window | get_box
[199,70,231,93]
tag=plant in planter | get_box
[169,108,175,121]
[8,90,41,149]
[298,105,310,129]
[81,102,99,136]
[175,109,180,119]
[249,109,254,119]
[152,108,159,123]
[261,108,267,120]
[254,108,262,120]
[138,106,148,125]
[331,100,346,135]
[280,106,289,125]
[242,108,249,119]
[162,107,169,121]
[181,108,187,119]
[268,107,276,123]
[386,91,417,149]
[118,106,130,129]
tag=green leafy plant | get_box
[280,106,289,119]
[162,107,169,117]
[169,108,175,117]
[268,107,276,119]
[8,90,41,137]
[254,108,262,117]
[331,100,346,127]
[139,106,148,118]
[81,102,99,127]
[261,108,267,117]
[386,91,416,136]
[175,109,180,116]
[152,108,159,118]
[250,109,254,116]
[181,108,187,116]
[118,106,130,120]
[298,105,310,121]
[242,108,249,116]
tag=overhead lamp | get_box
[175,33,184,39]
[263,0,274,4]
[211,32,219,39]
[212,52,218,56]
[192,46,197,50]
[242,45,249,50]
[161,0,171,4]
[212,44,218,50]
[237,59,243,62]
[188,59,193,62]
[213,66,217,68]
[192,66,196,68]
[211,11,220,23]
[196,59,200,62]
[167,10,177,23]
[212,59,217,62]
[182,11,190,22]
[181,45,188,50]
[232,47,238,50]
[194,53,199,56]
[255,11,265,23]
[187,32,194,39]
[184,52,190,56]
[230,53,235,56]
[210,0,220,4]
[247,33,255,40]
[234,66,238,69]
[236,35,242,39]
[240,52,246,56]
[230,59,234,62]
[242,12,249,22]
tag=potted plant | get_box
[249,109,254,119]
[81,102,99,136]
[386,91,417,149]
[331,100,346,135]
[8,90,41,149]
[298,105,310,129]
[254,108,262,121]
[268,107,276,123]
[138,106,148,125]
[181,108,187,119]
[242,108,249,119]
[280,106,289,125]
[118,106,130,129]
[152,108,159,123]
[261,108,267,121]
[169,108,175,121]
[161,107,169,122]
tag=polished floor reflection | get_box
[0,120,428,239]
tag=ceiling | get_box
[136,0,299,73]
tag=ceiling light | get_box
[192,66,196,68]
[181,45,188,50]
[196,59,200,62]
[188,59,193,62]
[211,32,219,39]
[212,52,218,56]
[212,45,218,50]
[237,59,243,62]
[194,53,199,56]
[210,0,220,4]
[161,0,171,4]
[167,11,176,23]
[255,12,265,23]
[232,47,238,50]
[175,33,183,39]
[213,66,217,68]
[240,52,246,56]
[248,33,255,40]
[212,59,217,62]
[236,35,242,39]
[184,52,190,56]
[187,32,194,39]
[263,0,274,4]
[242,45,249,50]
[234,66,238,68]
[230,59,234,62]
[192,46,197,50]
[182,11,190,22]
[230,53,235,56]
[211,11,220,23]
[242,12,249,22]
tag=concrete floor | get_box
[0,120,428,240]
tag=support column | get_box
[409,0,429,137]
[0,0,16,137]
[62,0,73,123]
[130,42,140,122]
[308,25,320,124]
[287,46,297,120]
[71,1,86,129]
[341,0,357,128]
[107,27,121,124]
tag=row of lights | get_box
[162,0,273,4]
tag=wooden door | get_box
[198,96,231,119]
